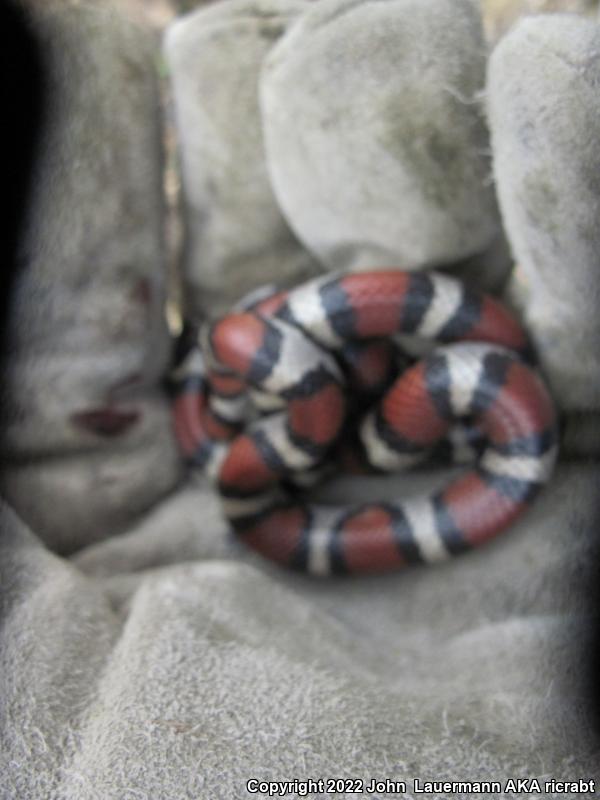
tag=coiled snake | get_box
[170,269,558,575]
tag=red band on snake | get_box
[170,269,558,576]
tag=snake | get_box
[170,269,558,576]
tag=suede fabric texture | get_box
[1,1,600,799]
[163,0,323,320]
[2,464,599,799]
[488,14,600,411]
[260,0,502,274]
[0,0,182,553]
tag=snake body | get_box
[171,270,558,575]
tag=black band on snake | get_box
[170,269,558,576]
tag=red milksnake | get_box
[170,269,558,575]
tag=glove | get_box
[1,1,598,798]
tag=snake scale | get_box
[170,269,558,576]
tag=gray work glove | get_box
[2,2,598,798]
